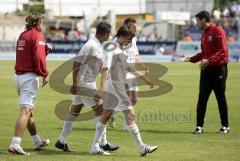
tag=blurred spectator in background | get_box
[68,28,79,41]
[182,33,192,41]
[227,33,235,42]
[212,8,221,20]
[222,7,230,17]
[55,27,65,40]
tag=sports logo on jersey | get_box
[208,36,213,42]
[39,40,46,46]
[17,40,25,51]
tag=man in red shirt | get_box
[8,13,52,155]
[181,11,229,134]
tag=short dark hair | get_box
[116,25,135,38]
[96,22,111,36]
[123,17,136,26]
[25,13,44,30]
[195,11,211,22]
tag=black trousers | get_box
[196,64,229,127]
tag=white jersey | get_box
[102,43,132,111]
[103,43,128,85]
[75,37,104,83]
[126,37,139,79]
[72,37,104,107]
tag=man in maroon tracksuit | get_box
[181,11,229,134]
[8,13,52,155]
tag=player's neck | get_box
[203,23,211,30]
[95,37,101,44]
[116,38,124,45]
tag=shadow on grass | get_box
[54,127,95,132]
[54,127,219,135]
[0,150,10,155]
[141,129,220,135]
[24,148,90,156]
[34,149,134,157]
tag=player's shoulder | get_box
[31,28,44,38]
[85,38,101,49]
[211,25,225,35]
[132,37,137,44]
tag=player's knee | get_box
[125,111,136,123]
[102,110,113,120]
[131,98,137,106]
[69,104,83,115]
[20,106,32,117]
[92,104,103,116]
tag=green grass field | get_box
[0,60,240,161]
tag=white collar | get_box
[92,36,101,45]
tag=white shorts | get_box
[126,78,138,91]
[103,81,133,111]
[14,73,39,108]
[72,81,98,108]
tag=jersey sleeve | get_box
[75,45,93,64]
[133,43,139,56]
[132,37,139,56]
[33,33,48,77]
[103,50,112,69]
[208,28,228,64]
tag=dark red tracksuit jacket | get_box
[15,28,48,77]
[190,24,228,66]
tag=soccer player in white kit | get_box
[90,26,157,156]
[55,22,118,152]
[109,18,149,129]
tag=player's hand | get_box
[179,56,190,62]
[145,77,155,89]
[94,90,104,103]
[70,85,78,95]
[143,66,149,74]
[45,43,53,55]
[199,59,209,70]
[41,77,48,87]
[46,43,53,51]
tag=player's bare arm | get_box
[70,61,81,95]
[127,65,154,89]
[95,68,108,102]
[135,56,149,73]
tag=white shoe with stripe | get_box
[90,147,111,155]
[8,145,30,155]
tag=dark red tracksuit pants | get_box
[196,64,229,127]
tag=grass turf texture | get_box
[0,60,239,161]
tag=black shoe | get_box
[100,142,119,152]
[193,126,203,134]
[55,140,74,152]
[217,127,230,134]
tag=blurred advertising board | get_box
[176,41,201,56]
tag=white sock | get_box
[94,116,108,146]
[59,113,76,144]
[92,122,106,150]
[100,127,108,146]
[94,116,100,124]
[32,134,42,146]
[122,115,128,130]
[11,136,21,147]
[128,124,144,150]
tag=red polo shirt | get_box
[15,28,48,77]
[190,24,228,66]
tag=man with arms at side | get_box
[55,22,119,152]
[8,13,51,155]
